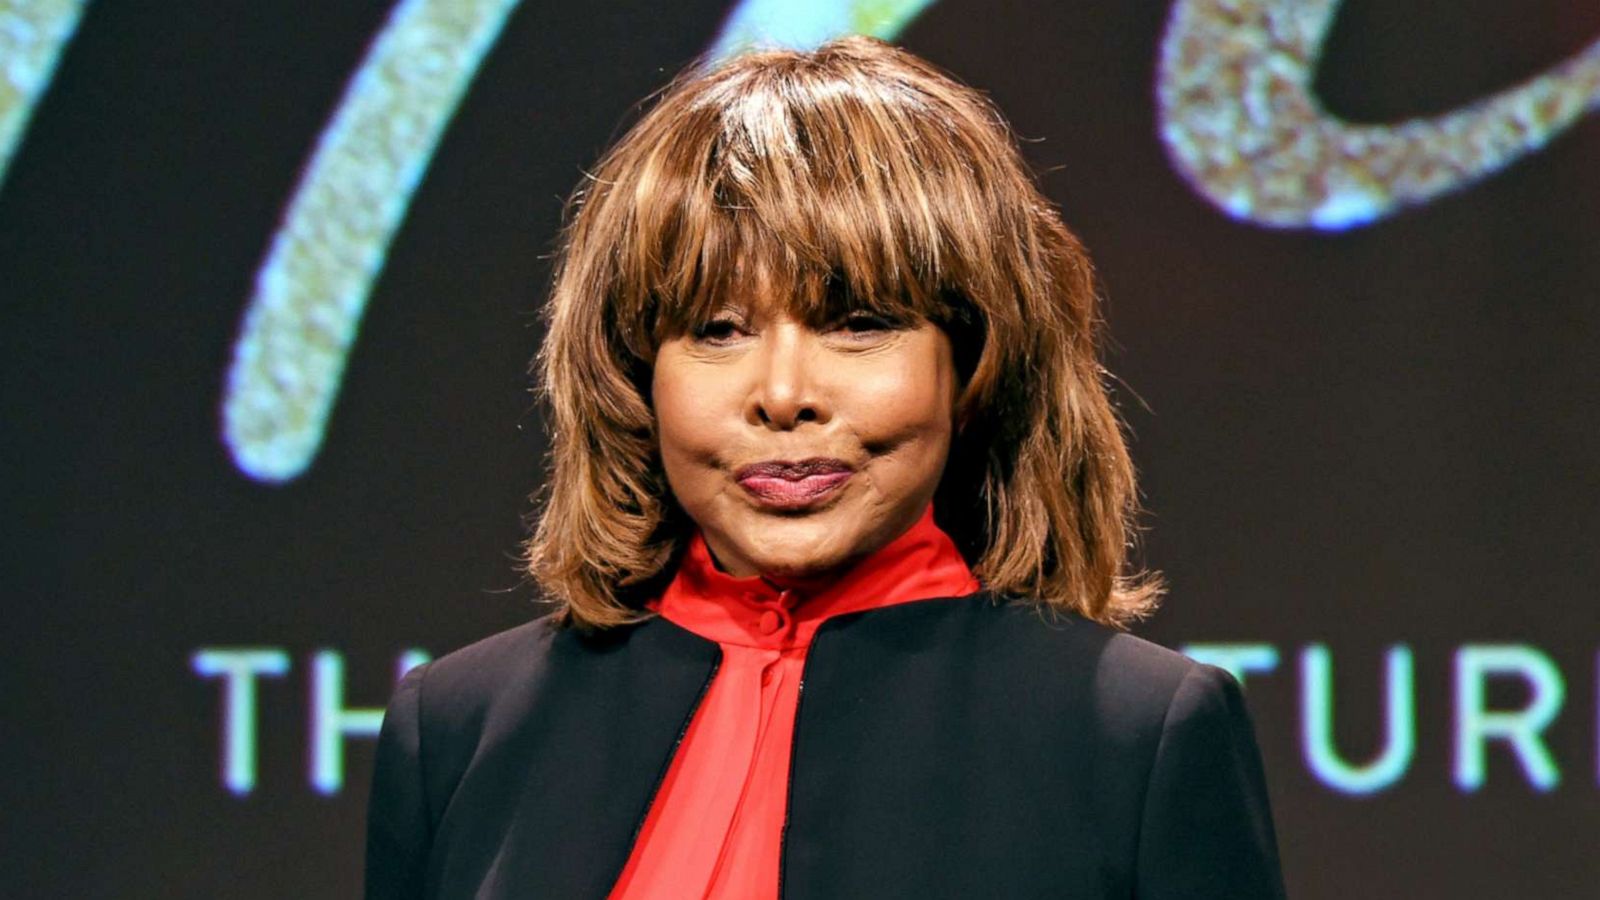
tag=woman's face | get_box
[653,298,957,581]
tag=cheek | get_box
[864,372,946,436]
[655,383,714,454]
[651,352,730,487]
[850,337,956,461]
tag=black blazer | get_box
[365,592,1287,898]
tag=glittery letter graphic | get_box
[220,0,934,483]
[0,0,89,185]
[1157,0,1600,229]
[222,0,519,483]
[709,0,935,61]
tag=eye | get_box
[833,312,902,336]
[690,316,744,344]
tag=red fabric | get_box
[607,502,980,900]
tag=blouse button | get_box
[756,608,785,635]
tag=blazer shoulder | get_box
[1029,602,1208,724]
[424,611,561,684]
[971,593,1204,706]
[405,609,711,739]
[403,611,568,737]
[840,591,1211,729]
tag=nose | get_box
[746,321,830,430]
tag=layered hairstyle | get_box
[525,35,1163,630]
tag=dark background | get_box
[5,0,1597,896]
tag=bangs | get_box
[597,52,1001,356]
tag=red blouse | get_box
[607,502,981,899]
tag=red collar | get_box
[651,503,981,650]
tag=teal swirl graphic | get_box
[0,0,89,185]
[1158,0,1600,229]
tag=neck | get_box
[651,501,980,647]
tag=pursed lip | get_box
[734,457,854,481]
[735,457,855,509]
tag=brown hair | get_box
[525,35,1163,630]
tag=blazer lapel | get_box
[426,617,721,898]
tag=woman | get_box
[365,36,1286,899]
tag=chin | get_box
[756,553,844,580]
[742,520,856,577]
